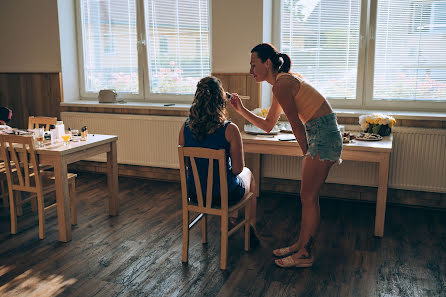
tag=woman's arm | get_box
[178,122,185,146]
[225,122,244,175]
[230,94,282,133]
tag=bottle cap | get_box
[57,120,63,125]
[50,124,55,129]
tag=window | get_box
[276,0,446,110]
[412,0,446,33]
[78,0,210,102]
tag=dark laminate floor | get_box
[0,172,445,297]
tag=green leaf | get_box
[372,124,381,134]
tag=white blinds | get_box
[80,0,139,93]
[281,0,361,99]
[374,0,446,101]
[145,0,210,94]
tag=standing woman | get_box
[230,43,342,268]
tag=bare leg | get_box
[275,154,333,267]
[238,167,257,226]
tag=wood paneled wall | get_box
[212,73,261,131]
[0,73,62,129]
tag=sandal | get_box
[274,252,313,268]
[272,245,299,257]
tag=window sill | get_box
[61,100,191,112]
[334,108,446,121]
[60,101,446,127]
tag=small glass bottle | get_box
[55,120,64,141]
[81,126,88,141]
[49,124,56,144]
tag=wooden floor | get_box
[0,172,445,297]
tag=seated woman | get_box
[178,76,258,239]
[0,107,12,125]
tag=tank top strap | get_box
[276,72,303,83]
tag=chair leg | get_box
[220,215,229,270]
[244,203,251,251]
[182,208,189,263]
[30,194,37,212]
[36,191,45,240]
[1,180,8,207]
[15,192,23,216]
[69,180,77,225]
[9,189,17,234]
[202,214,207,243]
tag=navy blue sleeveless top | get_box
[183,119,242,201]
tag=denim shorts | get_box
[305,113,343,164]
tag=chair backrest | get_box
[178,146,229,212]
[28,116,57,131]
[0,134,41,193]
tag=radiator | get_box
[61,112,185,168]
[263,125,446,193]
[62,112,446,193]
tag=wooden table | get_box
[36,134,119,242]
[242,132,393,237]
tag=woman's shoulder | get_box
[276,72,302,83]
[224,122,241,141]
[224,121,240,133]
[273,73,301,97]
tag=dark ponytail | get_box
[251,43,292,73]
[278,53,291,73]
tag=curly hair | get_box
[188,76,227,142]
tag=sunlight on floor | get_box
[0,268,77,297]
[0,265,14,277]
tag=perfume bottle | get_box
[81,126,88,141]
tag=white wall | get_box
[0,0,61,72]
[211,0,264,73]
[0,0,268,74]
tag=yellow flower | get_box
[359,114,396,129]
[252,107,270,118]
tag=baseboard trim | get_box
[261,178,446,209]
[69,161,446,209]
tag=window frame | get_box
[273,0,446,112]
[75,0,210,104]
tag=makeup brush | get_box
[226,92,250,100]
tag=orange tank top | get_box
[275,73,326,123]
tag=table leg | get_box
[107,140,119,216]
[54,157,72,242]
[374,153,390,237]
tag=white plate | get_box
[277,121,292,133]
[244,124,280,135]
[355,133,383,141]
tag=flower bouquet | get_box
[359,114,396,136]
[252,107,270,118]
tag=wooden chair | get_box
[0,134,77,239]
[0,163,8,207]
[28,116,57,171]
[178,146,254,270]
[28,116,57,131]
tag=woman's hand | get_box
[229,93,244,113]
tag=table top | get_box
[242,132,393,153]
[35,134,118,156]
